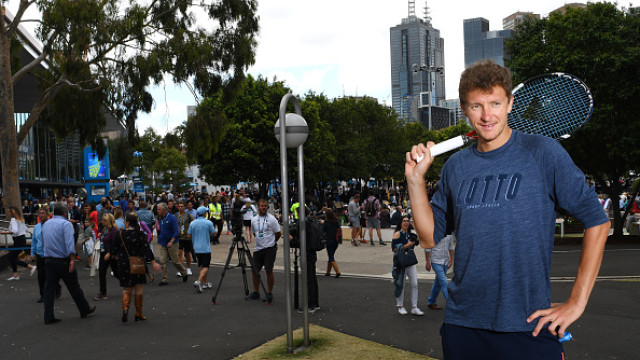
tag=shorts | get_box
[243,220,252,227]
[196,253,211,268]
[179,239,193,252]
[349,217,360,228]
[440,323,565,360]
[253,246,277,273]
[366,218,380,229]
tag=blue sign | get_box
[83,147,110,181]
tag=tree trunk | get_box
[0,30,20,214]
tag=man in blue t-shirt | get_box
[405,60,610,359]
[188,206,217,293]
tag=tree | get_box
[153,147,189,193]
[506,2,640,235]
[1,0,259,213]
[189,75,290,197]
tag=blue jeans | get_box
[427,263,449,305]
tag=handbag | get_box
[121,232,146,275]
[396,247,418,268]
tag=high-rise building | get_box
[503,11,540,30]
[390,1,445,125]
[463,17,514,68]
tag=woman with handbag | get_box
[391,215,424,316]
[1,207,37,281]
[322,209,341,278]
[107,213,161,322]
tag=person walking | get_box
[30,207,61,302]
[108,213,161,322]
[391,215,423,316]
[93,213,119,301]
[424,233,455,310]
[156,202,188,286]
[248,199,281,303]
[363,190,387,246]
[347,194,361,246]
[188,206,217,293]
[42,202,95,324]
[208,195,223,244]
[2,207,37,280]
[322,209,341,278]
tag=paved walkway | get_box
[0,232,638,359]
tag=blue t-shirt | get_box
[430,131,608,332]
[188,218,216,254]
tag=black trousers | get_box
[9,235,29,272]
[36,255,60,298]
[44,258,91,322]
[212,219,223,243]
[306,252,319,308]
[98,252,118,295]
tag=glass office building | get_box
[390,13,445,124]
[463,17,514,68]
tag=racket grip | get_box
[417,135,469,162]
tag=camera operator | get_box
[289,206,321,313]
[248,199,281,303]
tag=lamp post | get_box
[274,94,309,352]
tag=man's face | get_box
[178,203,185,213]
[38,210,48,223]
[67,202,74,209]
[158,207,166,217]
[463,85,514,152]
[168,200,174,209]
[187,203,193,210]
[258,202,268,216]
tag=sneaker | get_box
[93,292,107,301]
[411,307,424,316]
[7,276,20,281]
[248,291,260,300]
[308,307,316,314]
[193,281,203,293]
[30,266,37,276]
[266,293,273,303]
[397,306,408,315]
[313,306,321,312]
[370,242,375,246]
[203,282,212,290]
[176,271,182,277]
[187,268,193,276]
[379,242,387,246]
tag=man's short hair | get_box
[157,202,168,211]
[458,59,512,107]
[53,202,67,216]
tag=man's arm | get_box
[405,143,437,249]
[528,220,610,337]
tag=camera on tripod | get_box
[231,208,244,237]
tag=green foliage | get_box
[153,147,189,193]
[506,2,640,233]
[107,136,135,177]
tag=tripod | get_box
[211,231,269,304]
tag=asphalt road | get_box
[0,237,638,359]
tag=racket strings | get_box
[509,75,593,139]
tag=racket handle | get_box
[416,135,472,162]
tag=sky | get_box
[8,0,592,135]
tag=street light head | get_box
[274,113,309,148]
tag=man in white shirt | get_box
[249,199,281,303]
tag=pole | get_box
[278,94,299,353]
[298,144,309,346]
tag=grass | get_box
[234,324,435,360]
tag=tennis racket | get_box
[417,72,594,162]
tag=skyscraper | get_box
[463,17,514,68]
[390,1,445,125]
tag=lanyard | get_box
[258,216,268,234]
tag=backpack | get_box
[364,197,377,217]
[306,217,326,251]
